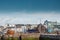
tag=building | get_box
[54,24,60,34]
[0,26,4,32]
[31,24,38,29]
[0,26,4,35]
[26,24,32,30]
[37,24,46,33]
[44,20,60,33]
[2,24,15,34]
[15,24,27,33]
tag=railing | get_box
[39,34,60,40]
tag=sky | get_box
[0,0,60,25]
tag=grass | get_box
[5,37,39,40]
[22,37,39,40]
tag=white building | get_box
[31,24,38,29]
[0,26,4,32]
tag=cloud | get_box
[0,11,60,25]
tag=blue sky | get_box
[0,0,60,25]
[0,0,60,12]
